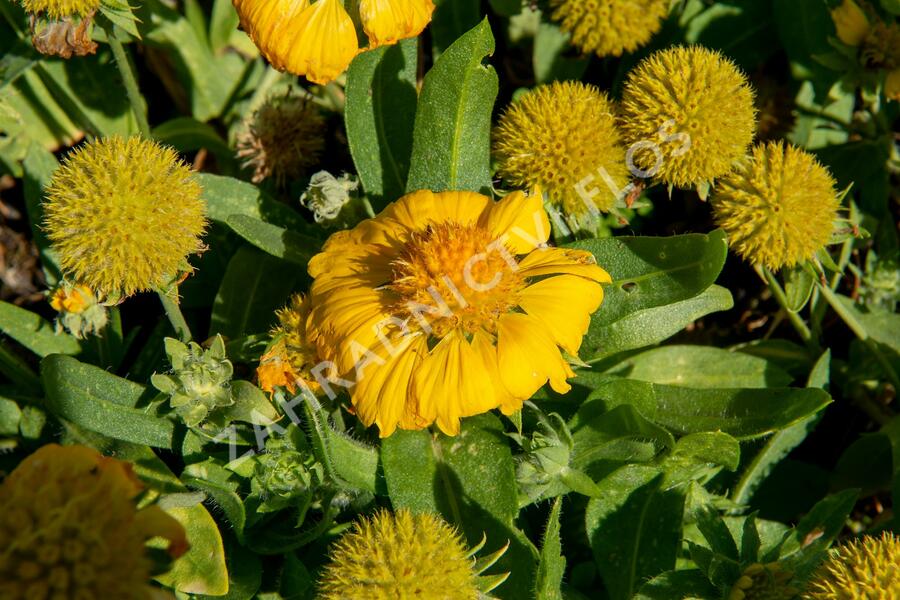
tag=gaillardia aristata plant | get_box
[232,0,435,84]
[318,508,509,600]
[803,532,900,599]
[493,81,630,231]
[257,293,322,397]
[549,0,670,58]
[711,141,839,272]
[619,45,757,191]
[43,136,207,301]
[0,444,187,599]
[307,190,609,436]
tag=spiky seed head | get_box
[548,0,670,58]
[619,45,757,189]
[20,0,99,18]
[43,136,207,301]
[711,142,839,271]
[493,81,630,218]
[803,532,900,599]
[236,93,325,184]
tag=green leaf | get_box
[611,345,792,388]
[209,0,240,52]
[196,537,262,600]
[784,265,816,312]
[661,432,741,485]
[219,380,278,424]
[225,215,320,266]
[588,285,735,360]
[153,117,233,160]
[22,142,62,284]
[381,414,535,599]
[635,569,718,600]
[772,0,837,83]
[210,247,305,339]
[489,0,521,16]
[196,173,308,230]
[345,40,417,207]
[182,460,247,541]
[407,18,497,194]
[534,497,565,600]
[41,354,176,448]
[731,351,830,507]
[0,396,22,436]
[781,489,858,578]
[301,401,380,494]
[882,0,900,15]
[0,301,80,357]
[155,503,229,596]
[533,23,588,84]
[584,378,832,440]
[585,465,685,600]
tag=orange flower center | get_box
[388,222,524,337]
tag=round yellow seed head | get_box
[236,93,325,184]
[549,0,670,58]
[318,509,480,599]
[711,142,839,271]
[20,0,99,18]
[43,136,207,300]
[494,81,630,215]
[803,532,900,599]
[0,444,187,600]
[619,45,757,188]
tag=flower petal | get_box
[483,189,551,254]
[359,0,435,48]
[281,0,359,85]
[518,275,604,355]
[383,190,492,230]
[497,313,574,399]
[518,247,612,281]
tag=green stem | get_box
[0,343,42,393]
[105,24,151,138]
[157,290,192,342]
[758,266,815,350]
[818,283,900,391]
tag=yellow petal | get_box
[483,189,551,254]
[383,190,492,230]
[497,313,574,399]
[518,275,604,355]
[281,0,359,85]
[470,330,519,415]
[235,0,309,67]
[886,69,900,102]
[359,0,435,47]
[134,504,189,558]
[518,247,612,282]
[830,0,870,47]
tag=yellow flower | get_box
[619,45,757,189]
[308,189,609,436]
[233,0,435,85]
[43,136,207,301]
[549,0,670,57]
[20,0,98,18]
[0,444,187,600]
[711,142,839,271]
[803,532,900,599]
[257,293,322,396]
[49,284,92,314]
[830,0,870,47]
[236,93,325,184]
[728,563,798,600]
[318,508,508,600]
[493,81,630,218]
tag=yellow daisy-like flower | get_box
[0,444,187,600]
[257,293,323,396]
[803,532,900,599]
[830,0,870,47]
[236,93,325,184]
[318,508,508,600]
[233,0,435,85]
[308,189,609,437]
[549,0,670,58]
[493,81,630,218]
[43,136,207,301]
[20,0,99,19]
[711,142,839,271]
[619,45,757,189]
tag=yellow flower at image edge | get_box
[43,136,207,300]
[233,0,435,85]
[493,81,630,216]
[308,190,609,437]
[549,0,670,58]
[319,508,507,600]
[0,444,187,600]
[20,0,99,19]
[711,142,839,271]
[803,532,900,599]
[619,45,757,189]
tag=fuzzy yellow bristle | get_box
[549,0,670,57]
[803,532,900,599]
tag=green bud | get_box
[152,335,234,427]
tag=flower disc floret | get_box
[711,142,839,271]
[494,81,630,216]
[43,136,207,300]
[619,45,757,188]
[803,533,900,599]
